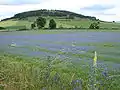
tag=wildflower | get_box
[102,71,108,77]
[53,73,60,83]
[58,48,65,55]
[71,79,82,86]
[102,68,108,77]
[10,42,16,47]
[93,51,97,67]
[72,41,76,47]
[71,79,82,90]
[47,56,51,60]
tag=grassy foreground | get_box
[0,54,120,90]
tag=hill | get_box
[1,9,96,21]
[0,9,120,30]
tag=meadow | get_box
[0,30,120,90]
[0,17,120,30]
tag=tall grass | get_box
[0,52,120,90]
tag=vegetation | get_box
[36,17,46,29]
[0,8,120,90]
[31,23,36,29]
[89,22,100,29]
[0,30,120,89]
[0,27,5,30]
[49,19,56,29]
[0,9,120,30]
[0,53,120,90]
[1,9,96,21]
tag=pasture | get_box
[1,17,120,30]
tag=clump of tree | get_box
[49,19,56,29]
[89,22,100,29]
[36,17,46,29]
[30,17,46,29]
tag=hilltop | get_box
[1,9,96,21]
[0,9,120,30]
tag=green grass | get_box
[0,19,32,30]
[100,22,120,29]
[1,16,120,30]
[0,53,120,90]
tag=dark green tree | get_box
[89,22,99,29]
[31,23,36,29]
[36,17,46,29]
[89,23,94,29]
[49,19,56,29]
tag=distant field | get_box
[0,16,120,30]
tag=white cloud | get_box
[0,0,120,21]
[0,0,43,5]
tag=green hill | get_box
[0,9,120,30]
[1,9,96,21]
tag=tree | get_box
[49,19,56,29]
[36,17,46,29]
[31,23,36,29]
[89,22,100,29]
[89,23,94,29]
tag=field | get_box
[0,17,120,30]
[0,30,120,90]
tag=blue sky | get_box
[0,0,120,21]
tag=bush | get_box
[49,19,56,29]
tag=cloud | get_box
[0,0,120,21]
[81,4,115,11]
[94,12,116,16]
[0,0,43,5]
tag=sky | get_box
[0,0,120,21]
